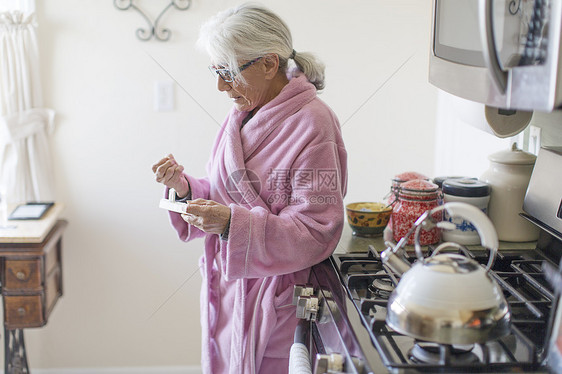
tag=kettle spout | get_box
[381,243,411,275]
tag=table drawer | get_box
[4,295,45,328]
[4,259,42,290]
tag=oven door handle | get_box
[289,319,312,374]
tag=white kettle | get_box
[381,203,511,345]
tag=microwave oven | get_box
[429,0,562,112]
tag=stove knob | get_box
[314,353,344,374]
[293,284,319,321]
[296,295,319,321]
[292,284,315,304]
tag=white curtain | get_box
[0,0,35,14]
[0,9,55,205]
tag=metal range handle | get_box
[289,320,312,374]
[479,0,508,93]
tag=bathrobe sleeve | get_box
[166,175,211,241]
[219,140,347,280]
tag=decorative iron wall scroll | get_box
[114,0,191,41]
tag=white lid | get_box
[488,143,536,165]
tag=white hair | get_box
[197,3,326,90]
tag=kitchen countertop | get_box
[334,222,537,255]
[333,224,387,254]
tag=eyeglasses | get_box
[208,57,262,83]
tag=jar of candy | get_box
[389,171,429,204]
[392,179,441,245]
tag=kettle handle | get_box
[414,202,499,271]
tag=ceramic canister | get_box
[433,176,474,205]
[442,178,491,245]
[480,144,539,242]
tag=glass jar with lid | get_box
[392,179,441,245]
[389,171,429,205]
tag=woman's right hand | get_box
[152,154,190,198]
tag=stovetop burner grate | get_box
[370,323,540,371]
[408,341,479,366]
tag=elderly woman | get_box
[152,3,347,373]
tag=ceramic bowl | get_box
[346,202,392,237]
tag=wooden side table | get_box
[0,219,67,374]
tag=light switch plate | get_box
[154,80,174,112]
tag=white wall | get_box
[17,0,436,370]
[433,91,562,179]
[433,91,513,178]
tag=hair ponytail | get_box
[292,51,325,91]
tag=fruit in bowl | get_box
[346,202,392,237]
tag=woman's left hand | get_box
[181,199,231,235]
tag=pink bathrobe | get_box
[167,74,347,373]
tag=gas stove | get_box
[300,240,558,373]
[293,147,562,374]
[318,244,556,373]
